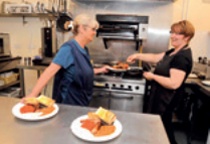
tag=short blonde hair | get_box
[171,20,195,42]
[72,14,99,35]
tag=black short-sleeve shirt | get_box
[169,48,193,78]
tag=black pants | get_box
[161,111,177,144]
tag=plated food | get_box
[70,107,122,142]
[112,62,129,70]
[107,61,130,72]
[80,107,116,136]
[20,95,55,115]
[12,95,59,121]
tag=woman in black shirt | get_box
[127,20,195,144]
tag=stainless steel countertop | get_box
[186,78,210,97]
[0,97,169,144]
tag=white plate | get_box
[188,73,197,78]
[107,67,128,72]
[201,80,210,86]
[12,103,59,121]
[70,115,123,142]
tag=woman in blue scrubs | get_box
[24,14,109,106]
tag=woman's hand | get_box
[126,54,139,64]
[94,65,111,74]
[100,65,110,73]
[143,71,155,81]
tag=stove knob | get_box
[112,84,116,87]
[105,83,109,88]
[135,86,139,90]
[120,85,124,88]
[128,85,132,89]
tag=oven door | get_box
[89,90,110,109]
[89,90,144,113]
[110,92,143,113]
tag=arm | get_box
[26,63,61,97]
[127,52,165,64]
[94,65,110,74]
[143,68,186,90]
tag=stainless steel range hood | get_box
[96,14,149,50]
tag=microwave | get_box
[0,33,11,56]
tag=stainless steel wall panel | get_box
[70,1,173,62]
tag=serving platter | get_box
[12,102,59,121]
[188,73,197,78]
[107,66,128,72]
[70,115,123,142]
[201,80,210,86]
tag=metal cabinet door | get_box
[110,93,144,113]
[89,91,110,109]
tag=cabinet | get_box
[0,56,22,97]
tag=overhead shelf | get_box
[75,0,175,2]
[0,13,55,20]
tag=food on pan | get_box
[112,62,129,70]
[20,95,55,116]
[80,107,116,137]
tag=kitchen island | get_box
[0,96,169,144]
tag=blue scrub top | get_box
[52,39,94,106]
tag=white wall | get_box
[173,0,210,61]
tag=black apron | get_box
[146,47,188,115]
[52,41,94,106]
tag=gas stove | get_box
[91,72,146,113]
[94,72,146,95]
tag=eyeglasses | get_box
[169,30,184,35]
[84,25,98,32]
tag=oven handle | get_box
[92,94,111,98]
[93,93,133,99]
[111,95,134,100]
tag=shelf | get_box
[0,13,55,19]
[0,80,20,91]
[75,0,175,2]
[0,57,21,73]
